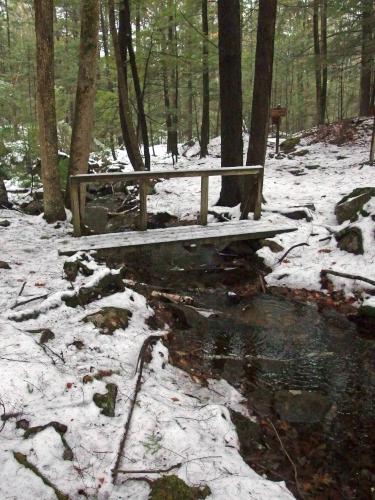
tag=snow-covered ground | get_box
[0,221,292,496]
[1,119,374,499]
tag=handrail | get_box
[70,166,263,237]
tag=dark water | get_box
[165,289,375,499]
[97,225,375,498]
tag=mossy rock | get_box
[358,305,375,319]
[93,383,118,417]
[83,307,132,334]
[280,137,300,153]
[149,475,211,500]
[63,273,125,308]
[335,226,364,255]
[335,187,375,224]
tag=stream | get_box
[86,198,375,499]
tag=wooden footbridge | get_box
[58,166,297,256]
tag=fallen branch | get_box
[277,242,309,264]
[11,293,48,310]
[112,335,162,484]
[321,269,375,288]
[13,452,69,500]
[116,455,221,475]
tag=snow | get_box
[1,118,374,499]
[0,214,292,498]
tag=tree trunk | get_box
[242,0,277,218]
[108,0,145,171]
[320,0,328,123]
[200,0,210,157]
[216,0,243,207]
[34,0,66,222]
[313,0,327,125]
[66,0,100,208]
[360,0,374,116]
[122,0,150,170]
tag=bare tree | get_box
[216,0,243,207]
[200,0,210,158]
[34,0,66,222]
[108,0,145,171]
[241,0,277,218]
[66,0,100,208]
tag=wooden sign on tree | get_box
[270,106,287,153]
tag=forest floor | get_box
[0,117,374,500]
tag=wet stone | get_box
[274,390,332,423]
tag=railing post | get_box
[200,175,209,225]
[254,169,263,220]
[139,180,148,230]
[71,178,82,236]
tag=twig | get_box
[321,269,375,287]
[10,293,48,310]
[18,282,27,297]
[112,335,162,484]
[116,455,221,475]
[0,399,5,432]
[268,419,302,498]
[277,242,309,264]
[258,272,267,293]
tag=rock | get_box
[305,164,320,170]
[27,328,55,344]
[149,211,178,229]
[335,187,375,224]
[258,239,284,253]
[281,209,312,222]
[336,155,348,160]
[63,259,93,282]
[93,383,118,417]
[358,304,375,319]
[0,260,11,269]
[149,475,211,500]
[83,307,132,334]
[83,206,109,233]
[280,137,300,153]
[289,168,306,176]
[63,272,125,308]
[291,148,309,157]
[336,226,364,255]
[0,219,10,227]
[230,410,262,458]
[274,390,332,423]
[21,199,43,216]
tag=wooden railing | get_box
[69,166,263,236]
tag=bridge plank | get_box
[58,220,296,256]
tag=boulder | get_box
[291,148,309,157]
[280,137,300,153]
[83,307,132,335]
[0,219,10,227]
[274,390,332,423]
[93,383,118,417]
[335,226,364,255]
[335,187,375,224]
[281,209,313,222]
[258,239,284,253]
[21,199,43,216]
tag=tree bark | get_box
[34,0,66,222]
[313,0,327,125]
[122,0,150,170]
[108,0,145,171]
[66,0,100,208]
[360,0,374,116]
[200,0,210,157]
[241,0,277,218]
[216,0,243,207]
